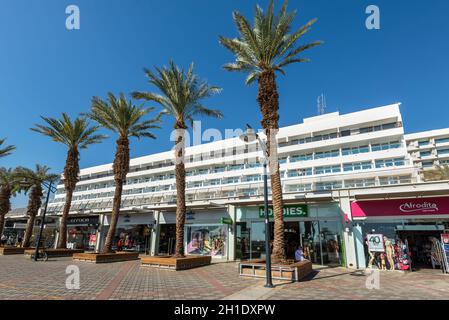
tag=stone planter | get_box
[140,255,212,270]
[24,248,84,258]
[73,251,140,263]
[239,259,313,282]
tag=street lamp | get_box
[239,124,274,288]
[33,180,57,262]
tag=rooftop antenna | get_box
[317,93,326,115]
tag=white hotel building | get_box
[5,103,449,270]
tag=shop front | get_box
[156,209,231,260]
[351,197,449,271]
[2,219,27,246]
[66,216,100,251]
[236,203,345,266]
[102,213,155,254]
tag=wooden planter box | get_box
[73,252,140,263]
[0,247,26,255]
[239,259,313,282]
[140,255,212,270]
[24,248,84,258]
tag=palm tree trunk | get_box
[174,126,187,258]
[102,181,123,253]
[57,189,73,248]
[22,186,43,248]
[257,70,286,263]
[57,147,79,249]
[102,137,129,254]
[0,188,11,240]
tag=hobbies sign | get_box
[367,234,385,252]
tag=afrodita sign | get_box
[351,197,449,218]
[399,202,438,213]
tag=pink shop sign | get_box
[351,197,449,218]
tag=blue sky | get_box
[1,0,449,207]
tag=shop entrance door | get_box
[397,226,444,270]
[158,224,176,255]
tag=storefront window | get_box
[67,226,97,250]
[112,225,151,253]
[186,225,227,257]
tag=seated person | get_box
[295,245,306,262]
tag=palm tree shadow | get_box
[300,269,366,282]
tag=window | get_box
[314,149,340,159]
[418,140,429,147]
[342,145,370,156]
[438,149,449,156]
[436,137,449,144]
[315,165,341,175]
[371,141,402,152]
[422,161,434,168]
[243,175,261,182]
[187,181,203,188]
[343,161,372,172]
[420,151,432,157]
[222,177,240,184]
[278,157,287,164]
[375,158,406,168]
[212,166,225,173]
[344,179,376,188]
[287,168,312,177]
[316,181,342,191]
[228,164,244,171]
[379,176,412,185]
[246,162,261,169]
[290,153,313,162]
[286,184,312,192]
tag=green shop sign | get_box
[259,204,308,218]
[220,217,233,225]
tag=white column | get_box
[95,214,105,252]
[150,211,160,256]
[338,192,358,269]
[227,205,236,261]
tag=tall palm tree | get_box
[0,138,15,158]
[31,114,106,249]
[16,165,58,248]
[132,61,222,257]
[423,164,449,181]
[86,93,160,253]
[0,168,21,241]
[219,0,321,262]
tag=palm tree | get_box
[423,164,449,181]
[31,114,106,249]
[86,93,160,253]
[16,165,58,248]
[0,138,15,158]
[132,61,222,257]
[0,168,21,241]
[219,0,321,262]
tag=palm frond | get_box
[87,92,160,140]
[133,61,222,128]
[220,0,321,83]
[0,138,16,158]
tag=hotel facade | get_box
[5,103,449,270]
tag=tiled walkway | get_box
[0,255,448,300]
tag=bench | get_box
[239,259,313,282]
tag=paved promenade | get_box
[0,255,448,300]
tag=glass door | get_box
[320,220,343,266]
[300,221,322,264]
